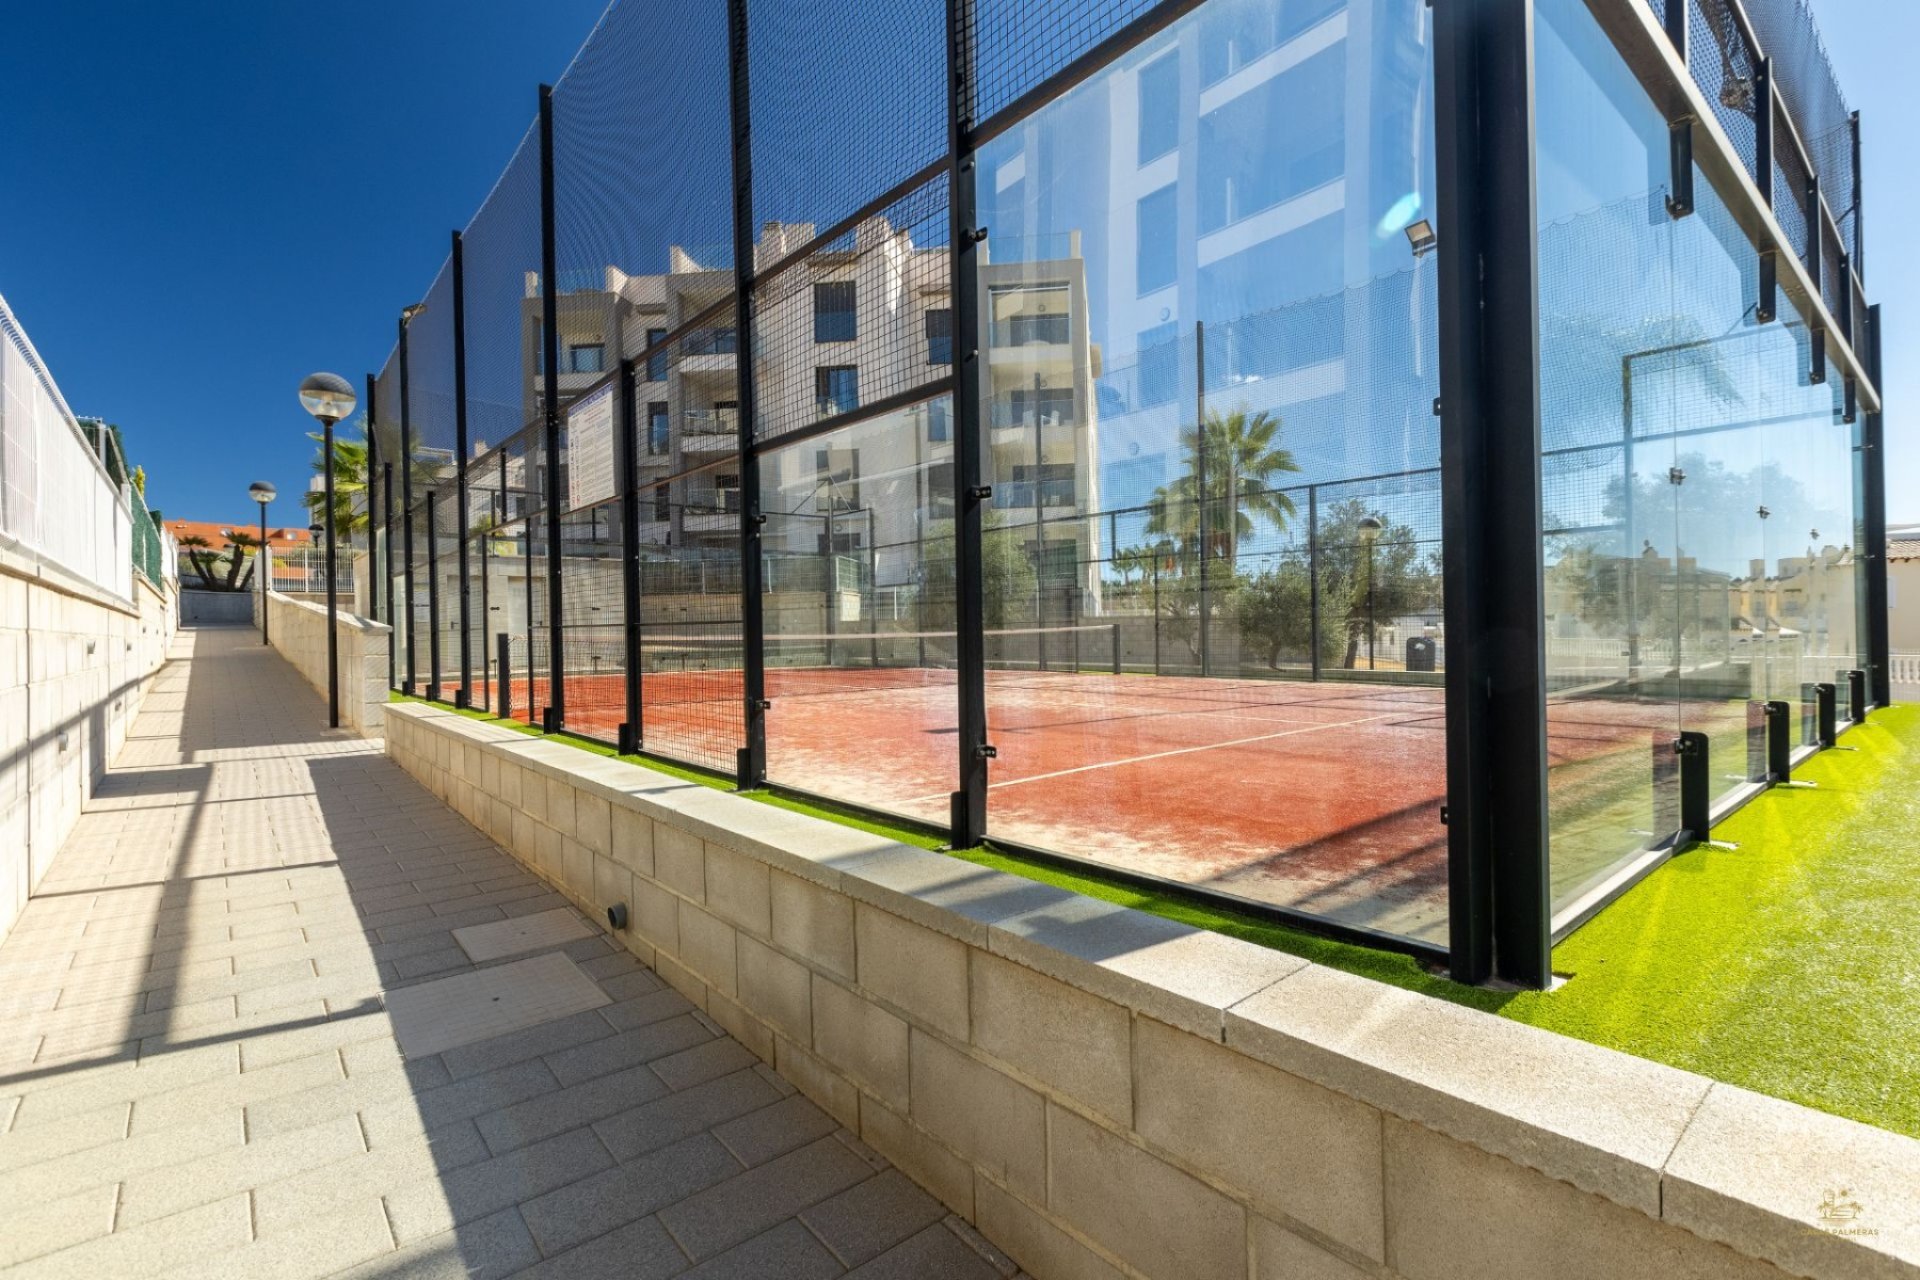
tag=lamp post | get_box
[298,372,357,729]
[1358,515,1383,671]
[249,482,276,646]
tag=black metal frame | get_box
[1433,0,1549,988]
[726,0,768,790]
[946,0,990,849]
[452,229,473,708]
[539,83,566,733]
[398,315,417,695]
[356,0,1887,991]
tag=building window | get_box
[815,366,859,416]
[1138,321,1180,408]
[1136,185,1178,295]
[1010,386,1074,427]
[924,308,952,365]
[814,281,857,342]
[644,328,668,381]
[1198,46,1345,232]
[1138,52,1179,164]
[653,483,670,522]
[926,398,950,442]
[568,343,605,374]
[715,473,741,515]
[648,402,669,454]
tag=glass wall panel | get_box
[972,0,1447,944]
[1536,0,1850,922]
[760,397,957,824]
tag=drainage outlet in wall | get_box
[606,903,629,931]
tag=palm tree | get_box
[302,429,370,544]
[222,531,260,590]
[178,535,221,588]
[1144,407,1300,568]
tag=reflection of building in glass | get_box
[513,223,1096,602]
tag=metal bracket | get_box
[968,485,992,502]
[977,744,998,759]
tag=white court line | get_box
[899,711,1408,804]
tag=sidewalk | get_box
[0,626,1016,1280]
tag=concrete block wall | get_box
[263,591,390,738]
[0,559,176,944]
[385,702,1920,1280]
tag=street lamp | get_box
[249,482,276,646]
[1358,515,1384,671]
[299,372,357,729]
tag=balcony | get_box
[993,477,1078,511]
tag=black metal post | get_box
[399,314,417,694]
[1674,731,1709,845]
[726,0,768,789]
[539,85,566,733]
[479,497,491,705]
[383,460,396,689]
[1847,669,1867,725]
[1306,486,1321,680]
[426,489,441,700]
[258,500,270,646]
[453,229,474,707]
[618,359,643,754]
[947,0,990,847]
[1850,110,1863,279]
[1033,372,1047,673]
[1764,699,1791,781]
[1815,681,1838,747]
[1807,175,1826,385]
[1194,319,1210,677]
[1434,0,1549,987]
[324,420,340,728]
[1864,305,1889,706]
[1754,57,1773,209]
[1366,539,1377,671]
[366,373,380,626]
[498,632,513,720]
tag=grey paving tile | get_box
[476,1060,672,1155]
[843,1223,1003,1280]
[595,1069,784,1164]
[658,1136,876,1262]
[595,986,697,1033]
[649,1038,760,1093]
[374,1057,561,1137]
[799,1169,948,1268]
[386,1125,617,1244]
[518,1132,742,1257]
[439,1007,623,1082]
[509,1213,690,1280]
[712,1094,840,1168]
[543,1013,715,1088]
[332,1206,541,1280]
[680,1219,844,1280]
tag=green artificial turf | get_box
[390,691,1920,1137]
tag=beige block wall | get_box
[0,556,176,944]
[385,703,1920,1280]
[264,591,390,738]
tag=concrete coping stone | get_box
[270,591,391,635]
[384,701,1920,1280]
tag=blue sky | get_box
[1,0,1912,527]
[0,0,607,527]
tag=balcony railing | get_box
[991,314,1070,348]
[994,478,1076,509]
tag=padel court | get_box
[472,625,1698,946]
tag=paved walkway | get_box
[0,627,1017,1280]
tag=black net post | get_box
[1806,174,1826,386]
[946,0,990,849]
[426,488,441,700]
[452,229,473,708]
[1764,699,1792,782]
[399,312,418,695]
[1194,319,1211,678]
[726,0,768,790]
[617,359,642,756]
[1811,681,1837,747]
[478,498,491,703]
[1674,731,1710,846]
[1846,670,1867,726]
[538,84,566,733]
[498,632,513,721]
[1307,485,1321,682]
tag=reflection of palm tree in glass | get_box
[1144,407,1300,568]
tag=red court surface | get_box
[468,661,1685,948]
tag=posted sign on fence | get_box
[566,382,615,513]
